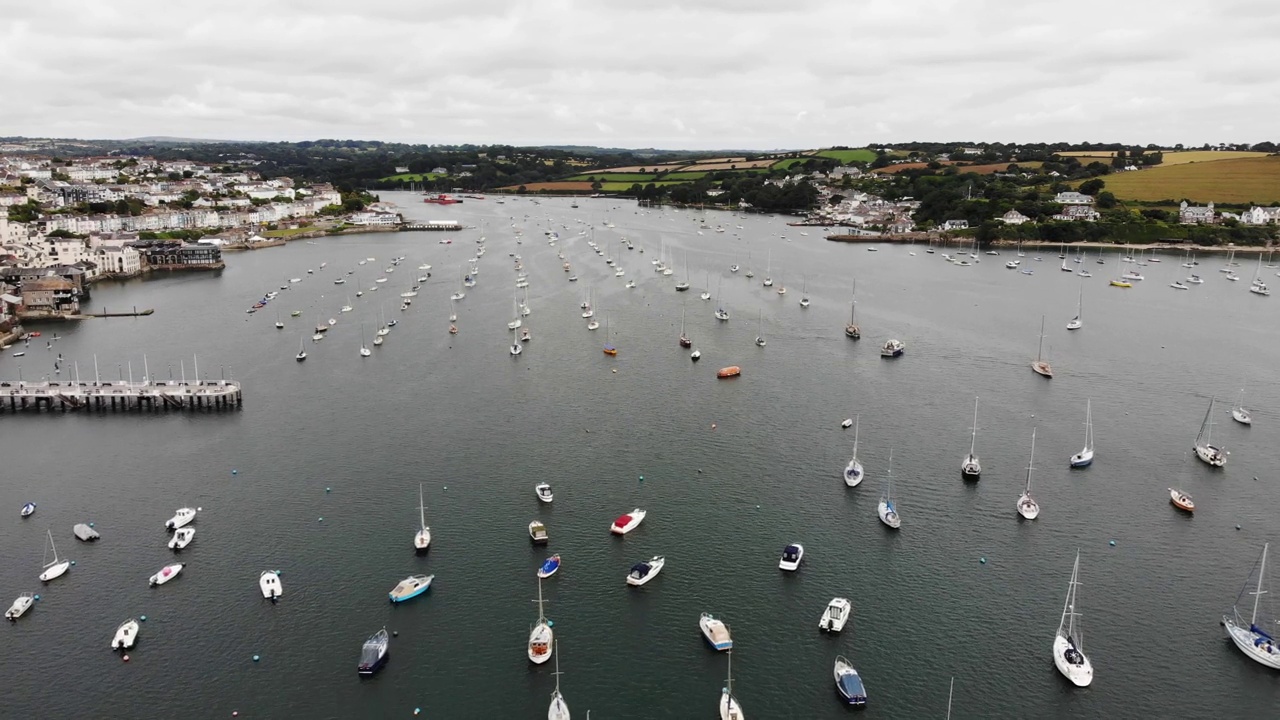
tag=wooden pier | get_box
[85,306,155,318]
[0,379,242,413]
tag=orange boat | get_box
[716,366,741,378]
[448,324,458,334]
[1168,488,1195,513]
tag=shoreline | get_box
[826,234,1277,255]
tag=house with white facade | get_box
[1000,210,1030,225]
[349,211,401,226]
[943,219,970,230]
[1054,191,1094,205]
[1241,206,1280,225]
[1179,201,1216,225]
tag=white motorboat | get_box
[528,577,554,664]
[112,618,140,649]
[357,627,390,675]
[841,418,853,429]
[1018,429,1041,519]
[168,526,195,550]
[833,655,868,706]
[690,349,701,361]
[1070,399,1095,468]
[21,501,36,518]
[38,529,70,582]
[880,339,904,357]
[388,574,434,603]
[260,570,283,600]
[1193,396,1227,466]
[535,482,554,503]
[1231,389,1253,425]
[819,597,852,632]
[5,592,34,621]
[1170,280,1189,290]
[610,508,646,535]
[165,507,197,530]
[414,483,432,552]
[843,415,864,487]
[529,520,549,544]
[700,612,733,651]
[626,556,665,586]
[961,397,981,479]
[719,649,745,720]
[877,451,901,528]
[1224,543,1280,669]
[1053,551,1094,687]
[149,562,185,586]
[778,543,804,571]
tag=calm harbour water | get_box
[2,191,1279,719]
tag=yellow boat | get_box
[1109,279,1132,288]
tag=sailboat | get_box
[1232,389,1253,425]
[295,335,307,362]
[521,286,532,316]
[38,528,70,582]
[762,250,772,287]
[1223,543,1280,669]
[679,307,692,348]
[1069,400,1095,467]
[843,415,864,487]
[719,649,745,720]
[877,450,900,528]
[754,309,765,347]
[581,287,593,318]
[1017,429,1041,519]
[799,276,809,308]
[359,324,371,357]
[845,282,860,339]
[528,576,553,664]
[377,306,390,336]
[549,641,571,720]
[414,483,431,552]
[1193,396,1227,466]
[1053,550,1094,686]
[1031,315,1053,378]
[341,296,353,313]
[1066,282,1083,330]
[510,324,523,356]
[715,277,729,321]
[603,313,617,356]
[776,271,786,295]
[676,251,691,291]
[744,245,754,278]
[961,397,981,479]
[701,271,712,301]
[274,308,284,329]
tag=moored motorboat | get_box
[5,592,34,621]
[1169,488,1195,513]
[529,520,549,544]
[260,570,283,600]
[165,507,197,530]
[21,502,36,518]
[168,526,195,550]
[880,339,904,357]
[778,543,804,572]
[357,627,389,675]
[537,554,561,579]
[611,509,647,535]
[388,574,434,603]
[626,555,665,586]
[834,655,867,705]
[819,597,852,632]
[112,618,140,649]
[149,562,185,586]
[535,482,554,503]
[699,612,733,651]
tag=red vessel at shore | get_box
[423,193,461,205]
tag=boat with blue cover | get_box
[357,627,389,675]
[537,555,561,579]
[389,574,434,603]
[833,655,867,705]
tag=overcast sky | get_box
[4,0,1276,149]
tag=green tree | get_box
[1078,178,1106,196]
[1096,191,1117,209]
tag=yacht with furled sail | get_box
[1193,396,1227,467]
[1017,429,1041,519]
[1223,543,1280,669]
[528,576,553,664]
[961,397,981,479]
[1053,550,1094,686]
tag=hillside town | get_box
[0,154,402,328]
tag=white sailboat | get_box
[961,397,981,479]
[1193,396,1227,466]
[549,641,570,720]
[1069,399,1095,467]
[701,271,712,301]
[1232,388,1253,425]
[1031,315,1053,378]
[1017,429,1041,519]
[528,576,553,664]
[1053,550,1094,686]
[38,528,70,582]
[414,483,431,552]
[1223,543,1280,669]
[359,324,371,357]
[295,335,307,362]
[762,250,772,287]
[676,251,691,291]
[715,277,729,321]
[799,275,809,308]
[508,297,523,329]
[754,309,765,347]
[845,281,860,339]
[377,306,390,336]
[877,450,900,528]
[1066,282,1083,330]
[719,649,745,720]
[843,415,864,487]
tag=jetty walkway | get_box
[1,379,242,412]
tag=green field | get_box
[378,172,444,182]
[1099,156,1280,204]
[600,181,685,192]
[566,172,660,183]
[815,149,877,163]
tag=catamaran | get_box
[1193,396,1227,466]
[1053,550,1094,686]
[1018,429,1041,519]
[961,397,981,479]
[1070,399,1095,467]
[1223,543,1280,669]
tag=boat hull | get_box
[1224,617,1280,668]
[719,690,744,720]
[40,561,70,582]
[1053,633,1094,686]
[1193,444,1226,467]
[112,621,139,649]
[1069,449,1094,468]
[843,462,863,487]
[260,572,283,599]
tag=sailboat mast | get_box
[853,415,860,456]
[419,483,426,529]
[946,677,954,720]
[1253,543,1270,625]
[1026,428,1037,493]
[1199,397,1216,446]
[1037,316,1046,362]
[970,397,979,455]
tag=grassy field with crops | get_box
[814,148,877,163]
[378,172,444,182]
[1099,156,1280,204]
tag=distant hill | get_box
[126,136,256,144]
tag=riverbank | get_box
[825,233,1276,255]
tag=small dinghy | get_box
[833,655,868,706]
[357,627,389,675]
[610,508,647,535]
[778,543,804,572]
[819,597,852,632]
[112,619,139,649]
[841,418,853,429]
[260,570,283,600]
[5,592,34,621]
[699,612,733,651]
[529,520,549,544]
[165,507,197,530]
[537,554,561,579]
[149,562,184,586]
[535,482,554,503]
[73,523,100,541]
[626,556,665,586]
[20,502,36,518]
[388,574,433,603]
[168,527,194,550]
